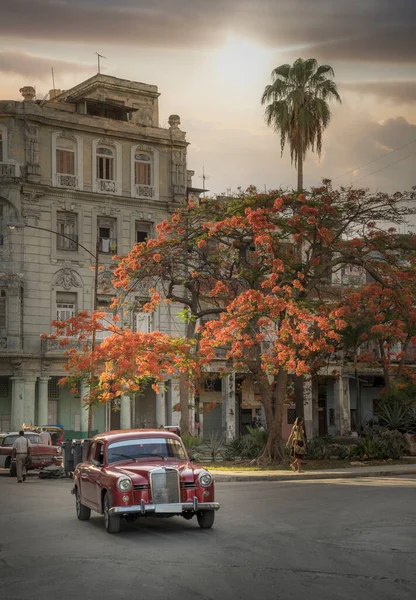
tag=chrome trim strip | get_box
[108,501,220,516]
[193,496,198,511]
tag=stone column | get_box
[155,388,166,428]
[120,395,131,430]
[303,375,313,442]
[37,376,50,426]
[80,382,90,435]
[11,377,25,431]
[222,372,236,442]
[23,375,37,426]
[334,375,351,435]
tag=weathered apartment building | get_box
[0,74,210,437]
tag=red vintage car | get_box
[72,429,220,534]
[0,431,63,476]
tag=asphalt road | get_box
[0,470,415,600]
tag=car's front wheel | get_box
[197,510,215,529]
[103,492,121,534]
[75,488,91,521]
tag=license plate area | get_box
[154,503,183,513]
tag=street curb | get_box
[211,468,416,483]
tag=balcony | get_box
[133,184,155,199]
[96,178,119,194]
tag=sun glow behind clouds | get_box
[215,36,273,87]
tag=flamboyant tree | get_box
[47,182,416,461]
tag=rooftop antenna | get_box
[95,52,107,74]
[199,166,210,197]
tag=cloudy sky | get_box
[1,0,415,194]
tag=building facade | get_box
[0,74,196,437]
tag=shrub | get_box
[181,434,203,452]
[348,429,406,460]
[304,436,333,460]
[223,427,267,460]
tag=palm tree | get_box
[261,57,341,191]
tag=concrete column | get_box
[170,379,181,427]
[222,372,236,442]
[11,377,25,431]
[120,395,131,430]
[334,376,351,435]
[189,395,195,436]
[23,375,37,426]
[37,376,50,426]
[155,388,166,427]
[303,375,313,442]
[80,381,90,435]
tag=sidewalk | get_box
[209,462,416,482]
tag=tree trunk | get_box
[297,156,304,192]
[179,319,197,434]
[257,369,288,464]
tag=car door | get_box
[86,442,105,510]
[80,442,103,511]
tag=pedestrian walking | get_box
[286,417,306,473]
[39,427,52,446]
[12,430,31,483]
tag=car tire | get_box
[9,461,16,478]
[197,510,215,529]
[103,493,121,534]
[75,488,91,521]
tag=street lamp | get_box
[7,220,99,437]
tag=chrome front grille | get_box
[150,468,180,504]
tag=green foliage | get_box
[304,436,334,459]
[349,429,405,460]
[205,431,225,462]
[223,426,267,460]
[181,434,203,452]
[374,391,416,433]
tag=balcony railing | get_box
[134,184,155,198]
[56,173,77,188]
[0,163,17,177]
[41,337,90,353]
[96,178,118,194]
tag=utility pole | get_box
[199,167,210,198]
[95,52,107,74]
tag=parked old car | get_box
[0,432,63,476]
[72,429,220,534]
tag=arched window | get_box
[131,145,159,199]
[52,132,82,189]
[97,146,114,181]
[134,152,151,186]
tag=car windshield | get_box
[2,434,41,446]
[107,437,187,464]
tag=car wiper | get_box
[111,453,136,462]
[137,453,166,460]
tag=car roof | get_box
[92,429,181,444]
[6,431,41,436]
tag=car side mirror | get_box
[189,455,196,462]
[91,459,103,467]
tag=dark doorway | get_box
[240,409,252,436]
[110,402,121,430]
[318,381,328,436]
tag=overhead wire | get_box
[332,138,416,181]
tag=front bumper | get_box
[108,498,220,516]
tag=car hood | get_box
[113,460,196,482]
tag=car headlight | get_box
[116,476,132,492]
[198,471,213,488]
